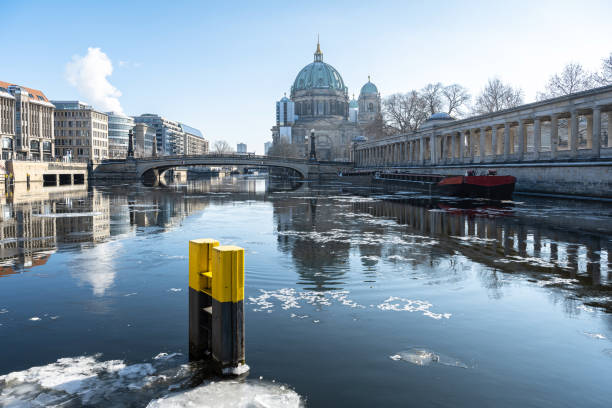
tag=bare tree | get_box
[382,91,428,134]
[537,62,596,100]
[595,52,612,86]
[267,140,300,158]
[213,140,233,154]
[421,82,444,115]
[442,84,470,117]
[472,78,523,115]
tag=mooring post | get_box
[211,245,246,374]
[188,238,218,360]
[188,239,246,375]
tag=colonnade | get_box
[356,88,612,167]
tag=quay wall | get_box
[365,161,612,198]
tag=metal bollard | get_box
[188,239,218,360]
[188,239,247,375]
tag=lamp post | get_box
[309,128,316,161]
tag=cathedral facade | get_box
[271,42,381,161]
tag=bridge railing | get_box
[100,153,353,166]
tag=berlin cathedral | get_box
[271,41,381,161]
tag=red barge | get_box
[373,170,516,200]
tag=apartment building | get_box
[0,81,55,160]
[52,101,108,161]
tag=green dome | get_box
[293,61,346,92]
[349,98,358,108]
[360,78,378,95]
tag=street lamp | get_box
[309,128,317,161]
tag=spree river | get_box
[0,176,611,407]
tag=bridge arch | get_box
[135,155,310,185]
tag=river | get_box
[0,176,611,407]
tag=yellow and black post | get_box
[188,238,218,360]
[211,245,245,372]
[189,239,246,373]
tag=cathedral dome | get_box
[349,98,358,108]
[292,42,347,93]
[360,77,378,95]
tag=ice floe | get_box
[0,353,194,407]
[168,288,182,292]
[248,288,364,312]
[249,289,450,320]
[29,317,41,321]
[377,297,451,319]
[390,348,468,368]
[583,332,607,340]
[146,380,302,408]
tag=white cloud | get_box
[66,47,123,113]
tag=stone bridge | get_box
[91,154,352,185]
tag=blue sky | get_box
[2,0,611,153]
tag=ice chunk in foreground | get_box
[146,380,303,408]
[390,348,468,368]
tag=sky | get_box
[2,0,611,154]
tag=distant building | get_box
[1,81,55,160]
[132,123,156,158]
[106,112,134,158]
[133,114,183,155]
[264,141,272,155]
[237,143,247,154]
[180,123,208,155]
[52,101,108,161]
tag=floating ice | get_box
[583,332,606,340]
[248,288,363,313]
[0,308,7,314]
[147,380,302,408]
[390,348,468,368]
[577,305,595,313]
[221,363,250,376]
[168,288,182,292]
[377,297,451,320]
[0,353,193,406]
[124,292,138,297]
[154,353,182,361]
[29,317,41,321]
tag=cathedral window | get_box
[368,103,374,112]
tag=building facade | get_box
[264,141,272,155]
[180,123,208,155]
[237,143,247,154]
[0,84,16,160]
[134,114,183,155]
[270,42,380,161]
[1,81,55,160]
[132,122,156,158]
[107,112,135,158]
[52,101,108,161]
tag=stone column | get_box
[419,135,424,164]
[503,122,510,161]
[592,107,601,158]
[570,110,578,157]
[491,126,498,160]
[451,132,456,163]
[517,119,525,160]
[468,130,474,160]
[459,132,464,162]
[586,115,593,149]
[430,134,437,164]
[533,118,541,159]
[479,127,486,161]
[550,114,559,158]
[608,112,612,148]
